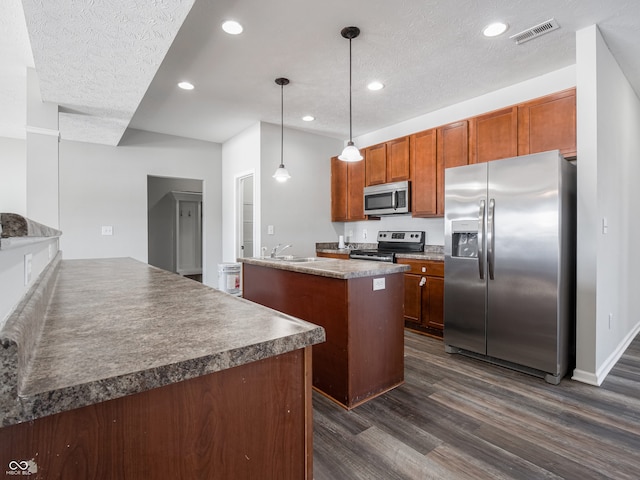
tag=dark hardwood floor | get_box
[313,331,640,479]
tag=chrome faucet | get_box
[271,243,292,258]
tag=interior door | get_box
[443,162,487,354]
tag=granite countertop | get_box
[0,258,325,426]
[239,257,410,279]
[0,213,62,250]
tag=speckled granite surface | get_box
[0,213,62,238]
[0,258,325,427]
[239,257,410,279]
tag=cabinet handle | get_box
[419,277,426,287]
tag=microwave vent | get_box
[510,18,560,45]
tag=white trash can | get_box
[218,263,241,295]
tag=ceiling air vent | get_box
[510,18,560,44]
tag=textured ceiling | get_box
[5,0,640,146]
[21,0,195,145]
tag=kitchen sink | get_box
[284,257,322,263]
[258,255,322,262]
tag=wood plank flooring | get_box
[313,331,640,479]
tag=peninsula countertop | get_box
[0,257,325,426]
[239,256,410,279]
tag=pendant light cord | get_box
[348,36,353,143]
[280,82,284,167]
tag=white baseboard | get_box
[572,321,640,386]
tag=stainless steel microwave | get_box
[363,180,410,215]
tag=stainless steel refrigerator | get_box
[443,150,576,384]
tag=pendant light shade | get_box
[338,26,363,162]
[273,77,291,182]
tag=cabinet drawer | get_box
[396,259,443,277]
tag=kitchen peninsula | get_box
[240,256,409,409]
[0,256,324,479]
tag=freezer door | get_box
[444,162,487,354]
[486,152,561,373]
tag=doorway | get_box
[237,173,255,258]
[147,175,203,281]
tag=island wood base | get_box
[0,348,313,480]
[243,264,405,409]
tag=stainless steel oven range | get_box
[349,231,425,263]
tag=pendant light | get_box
[273,77,291,182]
[338,26,363,162]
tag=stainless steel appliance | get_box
[363,181,410,216]
[350,230,425,262]
[443,150,576,384]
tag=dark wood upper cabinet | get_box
[331,155,366,222]
[436,120,469,215]
[386,136,411,182]
[330,88,576,222]
[365,137,410,186]
[469,106,518,164]
[330,156,348,222]
[347,158,366,221]
[518,88,576,159]
[410,129,437,217]
[365,143,387,186]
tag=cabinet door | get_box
[470,107,518,164]
[403,274,422,323]
[410,129,437,217]
[330,156,348,222]
[436,120,469,215]
[386,136,410,182]
[365,143,387,186]
[518,88,576,158]
[425,276,444,331]
[347,158,366,221]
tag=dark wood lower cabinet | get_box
[398,259,445,338]
[242,263,405,409]
[0,349,313,480]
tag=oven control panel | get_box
[377,231,425,244]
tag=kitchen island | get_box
[240,256,409,409]
[0,256,324,479]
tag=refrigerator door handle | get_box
[478,200,485,280]
[488,198,495,280]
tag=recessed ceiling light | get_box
[178,81,194,90]
[367,81,384,91]
[222,20,243,35]
[483,22,508,37]
[302,115,315,122]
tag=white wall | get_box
[59,129,222,286]
[0,238,58,327]
[345,66,577,246]
[573,25,640,384]
[221,122,343,260]
[221,123,261,262]
[259,122,343,257]
[0,137,26,215]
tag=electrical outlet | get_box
[267,225,274,235]
[609,313,613,329]
[101,225,113,236]
[373,277,385,291]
